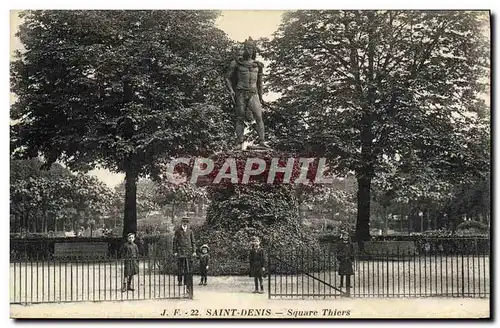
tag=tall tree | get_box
[262,10,489,240]
[11,10,234,236]
[10,159,114,233]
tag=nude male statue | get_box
[225,37,270,150]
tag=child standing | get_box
[121,233,140,292]
[336,230,354,288]
[249,236,266,294]
[198,244,210,286]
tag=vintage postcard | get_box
[9,8,491,319]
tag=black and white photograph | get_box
[7,6,491,319]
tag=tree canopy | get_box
[262,10,490,240]
[10,159,114,234]
[11,10,236,235]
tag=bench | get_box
[53,242,109,259]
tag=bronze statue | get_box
[225,37,270,150]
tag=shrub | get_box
[190,223,331,275]
[409,229,454,238]
[319,231,489,255]
[147,233,177,274]
[456,220,489,233]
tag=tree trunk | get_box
[355,175,372,241]
[123,165,138,237]
[408,210,412,234]
[420,209,424,232]
[399,211,403,233]
[44,212,48,233]
[383,207,389,235]
[33,213,37,233]
[482,209,488,225]
[25,210,29,234]
[355,14,376,242]
[14,213,19,233]
[171,202,176,225]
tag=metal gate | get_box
[267,247,349,299]
[267,244,490,299]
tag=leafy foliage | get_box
[205,184,301,231]
[10,159,115,233]
[191,175,323,274]
[11,10,235,173]
[113,179,161,216]
[262,10,490,240]
[11,10,236,234]
[456,220,489,233]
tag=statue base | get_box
[236,141,273,152]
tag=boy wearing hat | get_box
[121,233,140,292]
[198,244,210,286]
[249,236,266,294]
[173,217,197,293]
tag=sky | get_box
[9,10,286,188]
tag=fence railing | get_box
[10,253,193,304]
[268,242,490,299]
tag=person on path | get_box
[198,244,210,286]
[173,217,196,294]
[121,233,140,292]
[336,230,354,289]
[249,236,266,294]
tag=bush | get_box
[318,231,490,255]
[456,220,489,233]
[190,223,332,276]
[10,232,54,239]
[147,233,177,274]
[409,229,454,238]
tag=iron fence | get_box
[10,239,193,304]
[268,240,490,299]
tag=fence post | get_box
[188,257,194,300]
[461,249,465,298]
[267,248,271,300]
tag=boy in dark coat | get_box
[173,217,197,293]
[121,233,140,292]
[249,236,266,294]
[198,244,210,286]
[336,230,354,288]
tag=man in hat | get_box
[173,217,197,293]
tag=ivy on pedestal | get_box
[193,149,322,275]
